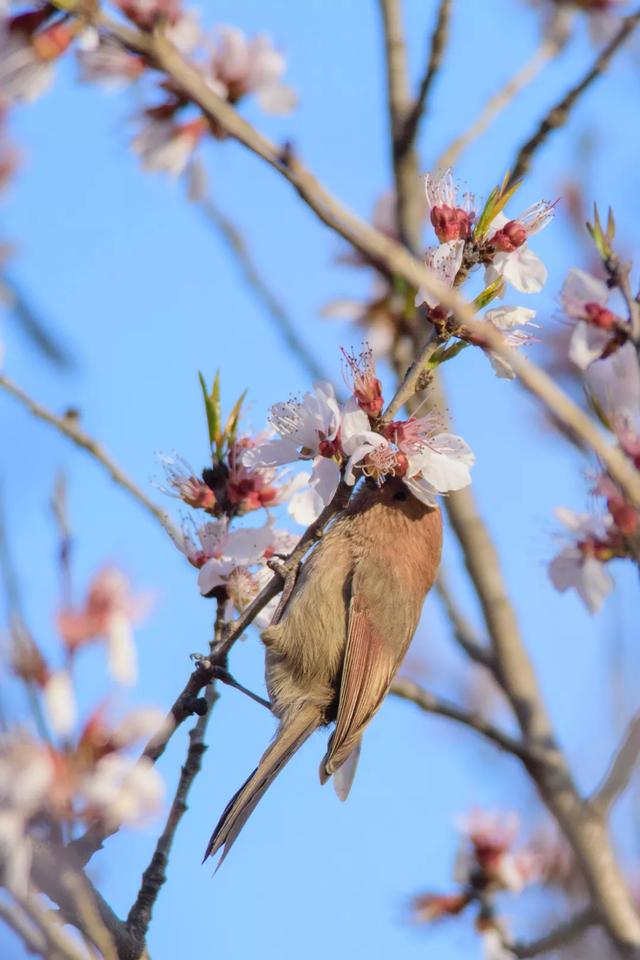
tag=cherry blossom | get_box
[455,809,542,893]
[585,340,640,429]
[210,26,297,115]
[81,754,163,828]
[187,518,292,596]
[243,381,341,470]
[415,239,465,310]
[480,304,538,379]
[78,39,146,90]
[344,411,475,506]
[131,116,208,177]
[0,14,64,103]
[424,168,475,243]
[561,267,620,370]
[341,346,384,417]
[485,202,553,294]
[57,567,151,685]
[548,507,615,614]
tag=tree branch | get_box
[390,676,531,760]
[190,180,328,384]
[591,712,640,815]
[434,571,495,671]
[508,10,640,186]
[396,0,453,160]
[464,321,640,508]
[0,898,47,957]
[437,31,563,171]
[507,908,596,958]
[126,604,225,947]
[0,375,183,549]
[378,0,422,251]
[86,11,477,325]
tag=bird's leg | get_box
[189,653,272,710]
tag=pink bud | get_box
[584,302,616,330]
[492,220,526,252]
[430,204,472,243]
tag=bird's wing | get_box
[320,559,415,781]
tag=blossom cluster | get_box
[548,242,640,613]
[410,810,545,958]
[2,567,164,897]
[327,170,553,381]
[164,351,475,619]
[0,1,296,178]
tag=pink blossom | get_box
[586,341,640,429]
[548,507,615,614]
[78,39,146,90]
[455,809,542,893]
[341,345,384,417]
[562,267,619,370]
[132,117,208,177]
[415,239,465,310]
[424,169,475,243]
[57,567,151,685]
[485,202,554,294]
[210,26,296,114]
[480,305,538,379]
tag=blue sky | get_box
[1,1,640,957]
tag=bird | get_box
[204,476,443,864]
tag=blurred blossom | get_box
[561,267,621,370]
[57,567,151,685]
[132,116,208,177]
[548,507,615,613]
[209,25,297,114]
[78,39,146,90]
[455,809,542,893]
[586,341,640,429]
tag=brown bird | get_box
[204,477,443,863]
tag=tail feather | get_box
[203,709,320,866]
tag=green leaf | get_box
[473,276,505,311]
[474,173,522,241]
[198,370,221,456]
[223,389,248,449]
[428,339,469,369]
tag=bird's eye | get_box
[393,489,408,501]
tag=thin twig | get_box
[507,908,596,958]
[434,572,495,671]
[85,11,478,325]
[464,321,640,508]
[30,841,131,960]
[382,331,439,420]
[192,185,328,384]
[15,892,92,960]
[390,677,531,760]
[126,604,225,946]
[396,0,453,159]
[508,10,640,186]
[379,0,421,251]
[437,33,563,171]
[591,712,640,814]
[0,898,47,956]
[0,375,183,549]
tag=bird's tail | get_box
[203,708,320,866]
